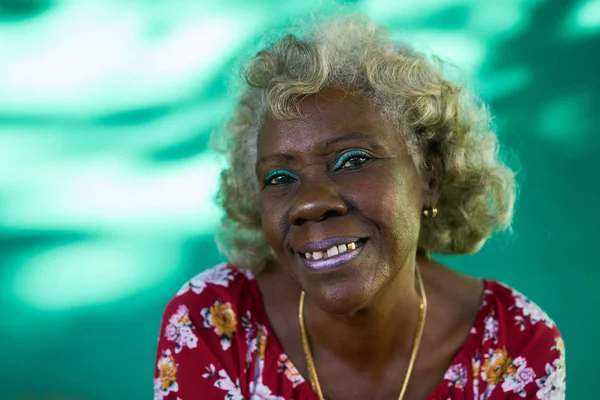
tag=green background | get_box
[1,0,597,399]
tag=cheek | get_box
[260,195,288,249]
[359,169,422,244]
[389,176,421,227]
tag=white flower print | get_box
[165,324,178,340]
[202,364,217,379]
[214,369,244,400]
[153,379,164,400]
[510,289,554,329]
[482,314,499,345]
[444,363,467,390]
[514,315,527,332]
[176,263,235,296]
[242,311,255,341]
[501,356,536,397]
[536,358,566,400]
[249,381,285,400]
[202,364,245,399]
[178,326,198,350]
[165,305,198,353]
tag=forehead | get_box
[257,88,398,154]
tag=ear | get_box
[419,154,443,209]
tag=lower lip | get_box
[301,242,365,271]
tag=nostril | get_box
[288,182,348,224]
[319,210,341,221]
[292,217,308,226]
[290,203,347,225]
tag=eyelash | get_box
[264,169,297,186]
[333,149,372,171]
[263,150,372,187]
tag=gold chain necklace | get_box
[298,265,427,400]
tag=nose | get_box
[289,178,348,225]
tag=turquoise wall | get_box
[1,0,598,398]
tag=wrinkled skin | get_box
[255,88,482,400]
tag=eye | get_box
[333,149,372,171]
[264,169,297,186]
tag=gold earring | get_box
[423,206,438,218]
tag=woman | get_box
[154,15,565,400]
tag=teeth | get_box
[327,246,339,257]
[304,241,358,260]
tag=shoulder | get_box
[161,262,258,336]
[154,263,263,399]
[473,280,566,398]
[174,262,255,299]
[159,262,256,334]
[482,280,561,346]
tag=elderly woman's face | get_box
[256,88,425,312]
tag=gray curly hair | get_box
[212,14,516,272]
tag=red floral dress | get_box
[154,263,566,399]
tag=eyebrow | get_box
[322,131,379,148]
[257,152,294,166]
[257,132,381,166]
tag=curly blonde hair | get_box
[212,14,516,272]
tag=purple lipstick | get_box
[298,237,366,271]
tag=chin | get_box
[305,276,380,316]
[289,243,393,314]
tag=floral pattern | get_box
[176,262,235,296]
[444,363,467,390]
[536,337,567,399]
[482,348,514,385]
[510,288,555,330]
[501,356,536,397]
[471,355,482,399]
[536,358,566,400]
[278,354,305,388]
[155,264,566,399]
[482,313,499,345]
[553,336,566,367]
[201,300,237,350]
[154,349,178,399]
[202,364,244,400]
[249,381,285,400]
[164,305,198,353]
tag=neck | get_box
[304,254,424,368]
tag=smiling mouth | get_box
[300,239,367,271]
